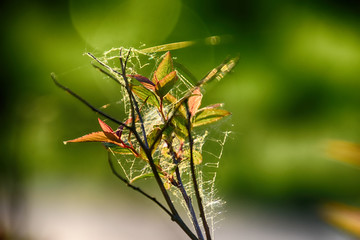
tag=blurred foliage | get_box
[1,0,360,229]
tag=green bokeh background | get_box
[1,0,360,239]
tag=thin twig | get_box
[116,51,199,239]
[119,48,149,148]
[185,100,212,240]
[107,152,171,216]
[51,73,130,130]
[168,142,204,240]
[52,71,198,240]
[91,63,126,87]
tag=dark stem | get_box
[168,142,204,240]
[185,100,212,240]
[53,71,198,240]
[90,63,126,87]
[108,152,198,240]
[116,50,199,239]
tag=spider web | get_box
[93,47,231,237]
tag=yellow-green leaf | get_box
[156,71,177,98]
[140,127,162,164]
[131,85,159,107]
[193,108,231,127]
[164,94,186,118]
[171,115,188,140]
[153,51,173,84]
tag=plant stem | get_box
[118,50,199,240]
[168,143,204,240]
[185,101,212,240]
[51,73,130,130]
[53,72,198,240]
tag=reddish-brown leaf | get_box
[97,118,120,142]
[65,131,114,144]
[188,87,202,118]
[128,74,155,91]
[98,118,114,133]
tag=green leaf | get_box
[131,85,159,107]
[164,94,186,118]
[156,71,177,98]
[171,114,188,139]
[183,150,203,165]
[153,51,173,84]
[140,127,162,164]
[193,108,231,127]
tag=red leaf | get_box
[98,118,114,133]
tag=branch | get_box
[107,152,171,216]
[150,57,238,153]
[51,73,130,130]
[90,63,126,87]
[185,100,212,240]
[168,142,204,240]
[115,50,199,239]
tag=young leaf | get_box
[171,115,188,139]
[64,131,113,144]
[188,87,202,118]
[153,51,173,84]
[131,85,160,107]
[98,118,114,134]
[128,74,155,91]
[140,127,162,164]
[156,71,178,98]
[193,108,231,127]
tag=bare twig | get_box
[168,142,204,240]
[52,71,198,240]
[116,51,199,240]
[51,73,130,130]
[185,100,212,240]
[107,152,171,216]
